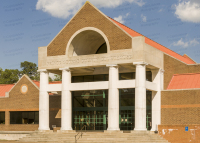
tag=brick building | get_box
[0,75,61,131]
[0,1,200,142]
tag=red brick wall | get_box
[0,75,62,131]
[164,54,200,90]
[0,124,39,131]
[161,90,200,125]
[47,3,132,56]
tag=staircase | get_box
[18,130,170,143]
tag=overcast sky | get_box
[0,0,200,70]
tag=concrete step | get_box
[18,131,170,143]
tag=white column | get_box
[38,69,50,131]
[151,69,163,131]
[59,67,72,130]
[106,64,120,131]
[133,62,148,131]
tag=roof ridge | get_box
[174,72,200,76]
[109,16,195,64]
[183,54,196,63]
[145,38,188,59]
[108,16,143,37]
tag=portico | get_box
[37,2,163,132]
[37,62,162,131]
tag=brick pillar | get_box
[5,111,10,125]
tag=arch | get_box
[66,27,110,57]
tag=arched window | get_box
[96,43,107,54]
[69,30,108,56]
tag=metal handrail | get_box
[75,125,86,143]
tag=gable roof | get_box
[0,77,62,97]
[0,84,14,97]
[8,75,40,94]
[167,73,200,90]
[110,18,196,65]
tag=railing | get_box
[75,125,86,143]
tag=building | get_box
[0,75,61,131]
[0,1,200,142]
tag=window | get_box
[119,73,135,80]
[96,43,107,54]
[10,111,39,124]
[119,71,152,81]
[0,112,5,124]
[72,74,108,83]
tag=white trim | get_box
[66,27,110,56]
[46,80,158,91]
[8,74,39,94]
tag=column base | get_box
[134,128,147,131]
[37,129,52,133]
[60,127,73,131]
[38,127,50,131]
[57,130,75,133]
[107,128,120,131]
[104,130,122,133]
[151,128,156,132]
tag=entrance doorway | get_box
[119,89,152,130]
[72,90,108,130]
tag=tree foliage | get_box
[0,69,19,84]
[53,74,62,81]
[0,61,61,84]
[20,61,39,80]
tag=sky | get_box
[0,0,200,70]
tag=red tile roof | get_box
[167,73,200,90]
[0,84,14,97]
[0,81,62,97]
[32,80,40,87]
[109,17,196,65]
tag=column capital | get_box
[37,69,47,73]
[59,67,71,71]
[133,62,148,66]
[106,64,118,67]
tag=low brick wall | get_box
[0,124,39,131]
[158,125,200,143]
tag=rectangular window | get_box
[72,76,84,83]
[0,112,5,124]
[119,71,152,81]
[73,90,108,108]
[72,74,108,83]
[83,75,93,82]
[119,73,135,80]
[120,88,135,106]
[10,111,39,124]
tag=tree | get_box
[0,69,19,84]
[53,74,62,81]
[20,61,39,80]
